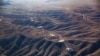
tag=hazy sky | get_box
[12,0,96,5]
[3,0,97,10]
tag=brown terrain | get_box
[0,0,100,56]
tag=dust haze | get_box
[9,0,97,10]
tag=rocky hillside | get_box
[0,3,100,56]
